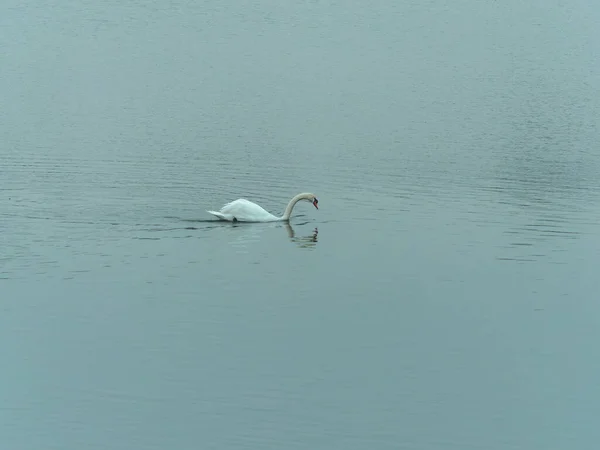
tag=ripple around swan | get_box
[4,141,599,272]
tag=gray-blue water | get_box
[2,1,600,448]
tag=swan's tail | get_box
[207,210,231,221]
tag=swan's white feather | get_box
[206,210,234,221]
[207,198,279,222]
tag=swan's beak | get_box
[313,198,319,209]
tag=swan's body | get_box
[207,192,318,222]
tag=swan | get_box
[207,192,318,222]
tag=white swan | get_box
[207,192,319,222]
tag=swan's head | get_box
[292,193,318,212]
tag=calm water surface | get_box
[2,1,600,449]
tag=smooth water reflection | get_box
[285,223,319,249]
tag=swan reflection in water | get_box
[230,221,318,249]
[285,223,318,249]
[188,217,319,250]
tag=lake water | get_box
[2,1,600,449]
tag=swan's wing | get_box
[220,198,256,212]
[218,198,278,222]
[207,210,235,221]
[220,199,270,215]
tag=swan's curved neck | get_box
[282,193,310,220]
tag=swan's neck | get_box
[282,193,309,220]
